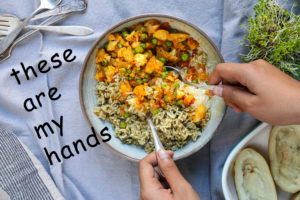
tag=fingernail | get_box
[158,149,169,160]
[213,86,223,97]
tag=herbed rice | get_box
[94,79,210,153]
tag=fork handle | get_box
[25,25,93,36]
[147,117,164,152]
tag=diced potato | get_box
[94,70,105,82]
[192,104,206,122]
[107,41,118,51]
[156,47,169,59]
[133,85,146,101]
[187,38,199,50]
[125,31,137,42]
[168,33,190,42]
[117,47,134,63]
[145,56,164,74]
[120,81,132,97]
[131,41,141,49]
[153,29,169,41]
[134,54,148,68]
[96,48,111,65]
[112,58,131,69]
[108,34,116,41]
[105,66,116,82]
[167,49,178,62]
[176,89,185,99]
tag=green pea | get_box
[127,77,133,81]
[135,46,144,53]
[161,72,168,79]
[140,26,146,32]
[136,79,143,85]
[151,109,160,115]
[158,57,166,63]
[152,38,158,45]
[121,68,127,73]
[166,41,172,47]
[145,74,150,79]
[174,82,180,88]
[127,69,132,74]
[151,85,155,90]
[104,42,108,49]
[177,99,183,106]
[140,33,148,41]
[103,67,107,72]
[143,78,148,83]
[163,66,167,71]
[181,53,189,61]
[122,29,129,38]
[101,60,108,66]
[164,95,168,101]
[120,122,127,128]
[124,113,129,118]
[140,43,146,49]
[192,79,198,83]
[117,43,122,48]
[132,49,137,54]
[161,83,166,90]
[144,52,150,59]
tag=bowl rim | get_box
[79,13,226,162]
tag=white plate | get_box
[222,122,293,200]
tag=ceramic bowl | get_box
[79,14,226,161]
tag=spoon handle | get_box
[146,116,164,152]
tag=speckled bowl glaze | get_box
[79,14,226,162]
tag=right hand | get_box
[208,59,300,125]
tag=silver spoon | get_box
[0,0,61,54]
[165,65,217,90]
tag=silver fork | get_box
[0,0,87,62]
[165,65,217,90]
[146,112,168,181]
[0,15,93,37]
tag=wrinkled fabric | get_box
[0,0,298,199]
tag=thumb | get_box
[213,85,255,112]
[157,149,188,192]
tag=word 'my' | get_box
[10,49,76,85]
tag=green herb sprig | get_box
[240,0,300,77]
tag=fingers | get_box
[208,62,250,86]
[139,151,174,188]
[213,85,256,112]
[157,149,188,193]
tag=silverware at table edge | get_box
[0,14,68,63]
[0,0,61,55]
[0,0,88,62]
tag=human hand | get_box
[208,59,300,125]
[139,149,200,200]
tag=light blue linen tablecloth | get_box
[0,0,298,199]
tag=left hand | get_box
[138,150,200,200]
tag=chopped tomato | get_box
[183,95,195,105]
[159,22,171,30]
